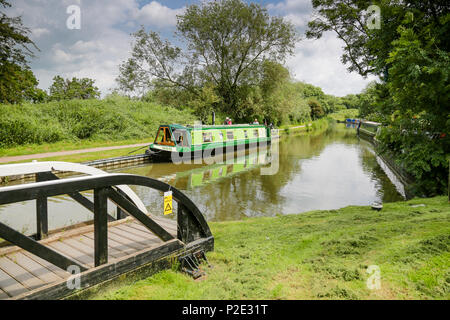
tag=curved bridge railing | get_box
[0,173,212,272]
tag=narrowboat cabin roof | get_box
[157,124,267,131]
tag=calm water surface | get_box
[116,124,404,221]
[0,124,405,234]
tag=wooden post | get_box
[116,189,128,220]
[117,207,126,220]
[35,172,51,240]
[177,203,186,242]
[94,188,108,267]
[36,196,48,240]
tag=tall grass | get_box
[0,96,197,148]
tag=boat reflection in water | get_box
[158,146,272,190]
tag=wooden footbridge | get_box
[0,168,213,300]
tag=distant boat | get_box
[146,124,274,162]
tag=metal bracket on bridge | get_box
[178,250,210,279]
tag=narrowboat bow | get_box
[146,124,273,162]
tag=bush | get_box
[0,98,197,148]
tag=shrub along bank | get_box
[0,96,197,149]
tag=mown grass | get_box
[0,96,197,151]
[93,196,449,300]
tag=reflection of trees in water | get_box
[359,146,404,203]
[258,127,360,197]
[182,127,366,221]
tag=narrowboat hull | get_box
[147,139,271,163]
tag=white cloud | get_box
[6,0,183,96]
[134,1,185,28]
[32,28,50,38]
[268,0,312,30]
[269,0,376,96]
[287,32,377,96]
[6,0,375,97]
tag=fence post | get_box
[35,172,50,240]
[94,187,108,266]
[36,196,48,240]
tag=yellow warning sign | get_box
[164,191,173,215]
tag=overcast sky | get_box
[6,0,376,97]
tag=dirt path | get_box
[0,143,149,164]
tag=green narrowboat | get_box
[146,124,273,162]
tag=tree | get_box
[309,99,324,120]
[117,0,298,118]
[307,0,449,195]
[0,62,47,104]
[188,83,222,124]
[0,0,43,104]
[306,0,449,78]
[48,76,100,101]
[377,18,450,195]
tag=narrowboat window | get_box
[259,129,265,137]
[253,129,259,138]
[203,132,213,143]
[165,128,173,144]
[218,132,223,141]
[172,129,189,147]
[244,130,248,139]
[227,131,234,140]
[155,127,175,146]
[155,127,166,144]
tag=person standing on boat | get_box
[253,119,259,125]
[228,118,232,125]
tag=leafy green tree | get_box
[307,0,448,78]
[0,0,44,104]
[309,99,324,120]
[188,83,222,124]
[376,17,450,195]
[307,0,449,195]
[48,76,101,101]
[117,0,298,118]
[0,62,47,104]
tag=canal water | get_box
[0,124,405,234]
[115,123,404,221]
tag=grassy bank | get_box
[93,196,449,300]
[0,96,197,151]
[279,118,330,136]
[328,109,359,122]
